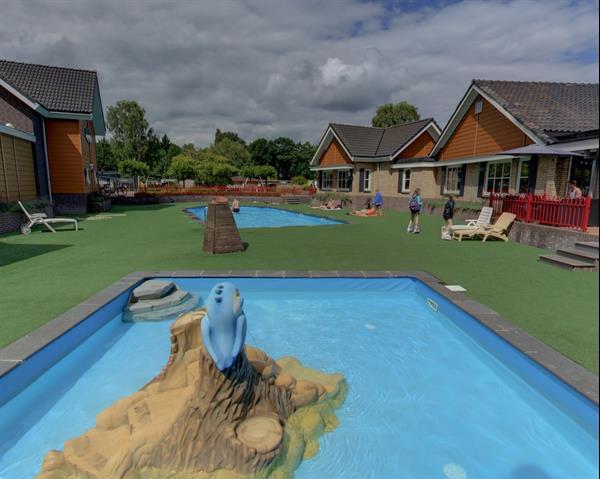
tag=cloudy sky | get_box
[1,0,598,146]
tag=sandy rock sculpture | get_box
[38,284,346,479]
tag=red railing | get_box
[143,184,316,197]
[488,193,592,232]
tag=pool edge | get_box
[0,270,598,406]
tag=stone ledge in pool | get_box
[185,205,346,229]
[38,305,347,479]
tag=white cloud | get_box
[0,0,597,146]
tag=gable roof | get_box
[473,80,599,144]
[329,118,439,159]
[0,60,98,113]
[0,59,105,135]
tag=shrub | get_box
[291,175,308,186]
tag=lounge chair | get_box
[449,206,493,232]
[18,201,78,234]
[452,212,516,242]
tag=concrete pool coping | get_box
[182,204,348,227]
[0,270,597,405]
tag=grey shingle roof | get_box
[0,59,98,113]
[330,118,437,159]
[473,80,599,143]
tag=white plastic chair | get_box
[18,201,78,234]
[450,206,493,232]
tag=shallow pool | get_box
[0,278,597,478]
[187,205,344,228]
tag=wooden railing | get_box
[488,193,592,232]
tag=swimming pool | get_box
[186,205,344,228]
[0,277,597,478]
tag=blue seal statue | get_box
[201,283,247,371]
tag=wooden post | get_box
[581,195,592,233]
[525,193,533,223]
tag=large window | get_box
[517,159,530,193]
[321,171,333,189]
[485,161,511,194]
[337,170,351,190]
[363,169,371,192]
[444,166,463,194]
[401,169,411,193]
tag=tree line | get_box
[96,100,317,186]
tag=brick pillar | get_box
[202,197,245,254]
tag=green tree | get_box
[95,138,117,171]
[212,137,251,168]
[248,138,275,166]
[117,159,149,189]
[195,150,238,185]
[106,100,150,162]
[371,101,420,127]
[167,155,199,184]
[215,128,245,146]
[239,164,277,179]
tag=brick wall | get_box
[0,86,33,133]
[509,221,598,252]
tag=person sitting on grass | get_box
[407,188,423,234]
[441,194,455,240]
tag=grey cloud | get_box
[0,0,597,146]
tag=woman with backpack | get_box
[407,188,423,234]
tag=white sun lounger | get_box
[18,201,78,234]
[450,206,493,232]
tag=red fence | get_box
[488,193,592,232]
[143,184,316,197]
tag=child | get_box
[373,190,384,216]
[442,194,455,240]
[407,188,422,233]
[231,199,240,213]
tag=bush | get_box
[291,175,308,186]
[167,155,199,183]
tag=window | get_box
[485,161,511,194]
[517,159,530,193]
[401,169,411,193]
[321,171,333,189]
[363,169,371,192]
[337,170,351,190]
[444,166,463,194]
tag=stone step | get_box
[539,254,597,271]
[574,241,599,254]
[556,248,599,264]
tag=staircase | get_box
[539,241,599,271]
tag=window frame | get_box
[444,166,462,195]
[321,170,334,190]
[484,160,512,196]
[363,169,371,192]
[516,158,530,194]
[337,170,351,191]
[401,169,411,193]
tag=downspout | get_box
[376,162,380,190]
[41,118,53,202]
[589,153,597,198]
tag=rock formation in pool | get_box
[38,283,346,479]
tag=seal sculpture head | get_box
[201,282,247,371]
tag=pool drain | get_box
[426,298,439,312]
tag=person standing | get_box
[373,189,384,216]
[567,180,583,199]
[407,188,423,233]
[442,194,455,240]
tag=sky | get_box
[0,0,598,147]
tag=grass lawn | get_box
[0,202,598,373]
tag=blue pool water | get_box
[0,278,597,478]
[187,205,344,228]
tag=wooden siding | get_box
[0,133,37,201]
[397,131,436,159]
[438,96,533,160]
[319,138,352,166]
[46,119,84,194]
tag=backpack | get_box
[409,195,420,212]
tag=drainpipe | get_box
[41,118,53,202]
[589,153,597,198]
[376,162,380,190]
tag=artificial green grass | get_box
[0,203,598,373]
